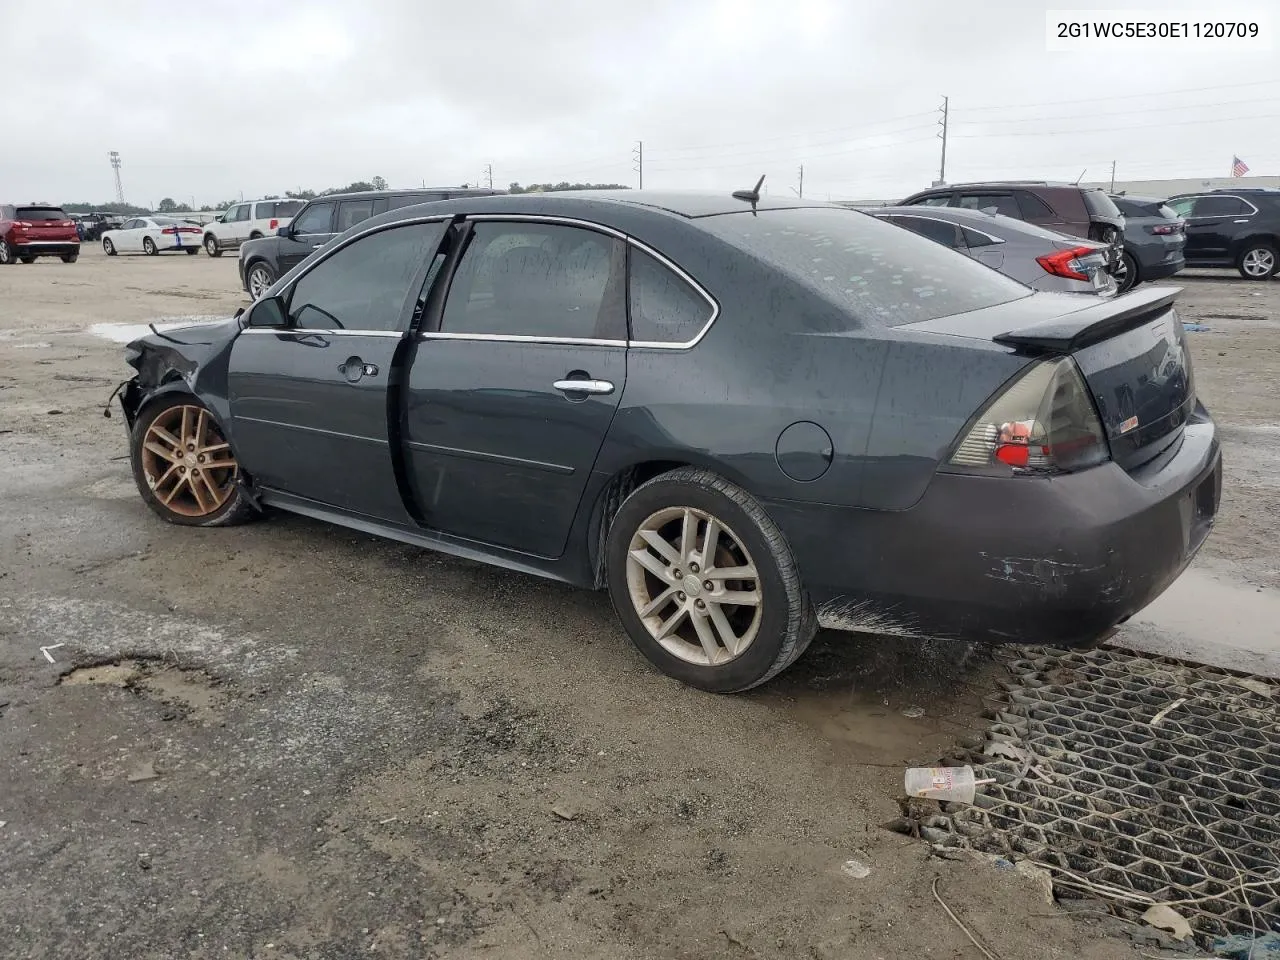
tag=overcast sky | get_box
[4,0,1278,206]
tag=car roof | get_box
[391,190,824,220]
[871,204,1089,242]
[310,187,506,203]
[1110,194,1167,204]
[911,181,1095,191]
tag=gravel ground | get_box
[1,245,1276,959]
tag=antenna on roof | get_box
[732,174,767,207]
[1073,168,1087,184]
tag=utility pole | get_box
[633,141,644,189]
[1109,160,1116,192]
[108,151,125,204]
[935,96,949,186]
[484,163,494,189]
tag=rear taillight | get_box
[161,227,177,235]
[1037,246,1106,281]
[1151,224,1178,235]
[948,359,1110,475]
[269,218,278,230]
[14,221,30,229]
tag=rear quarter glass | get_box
[700,206,1031,328]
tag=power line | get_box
[953,95,1280,126]
[952,111,1280,139]
[646,111,937,156]
[646,135,937,172]
[955,77,1280,114]
[644,124,935,165]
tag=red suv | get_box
[0,204,81,264]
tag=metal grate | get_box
[942,646,1280,944]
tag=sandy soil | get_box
[1,244,1275,959]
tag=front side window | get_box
[287,222,446,332]
[439,221,625,340]
[292,202,335,235]
[628,248,714,344]
[231,205,251,222]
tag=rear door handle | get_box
[553,379,614,396]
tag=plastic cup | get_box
[904,765,978,804]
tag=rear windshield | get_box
[152,217,185,225]
[16,207,68,221]
[1081,190,1123,219]
[700,206,1031,327]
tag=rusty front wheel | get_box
[130,397,254,526]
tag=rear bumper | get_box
[765,413,1221,647]
[1131,243,1185,280]
[13,240,80,257]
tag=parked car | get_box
[1166,189,1280,280]
[0,204,80,264]
[101,216,204,256]
[79,212,127,242]
[898,182,1125,268]
[237,187,506,299]
[1108,195,1186,292]
[869,206,1117,296]
[203,199,307,257]
[114,192,1220,693]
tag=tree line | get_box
[59,179,629,215]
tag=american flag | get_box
[1232,156,1250,177]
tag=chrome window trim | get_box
[240,328,405,338]
[270,212,721,350]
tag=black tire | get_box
[1237,242,1278,281]
[204,234,222,257]
[604,467,816,693]
[143,236,158,256]
[61,253,79,264]
[0,240,13,265]
[185,247,199,255]
[129,394,256,528]
[246,261,276,300]
[249,231,263,241]
[1116,250,1139,293]
[103,238,117,256]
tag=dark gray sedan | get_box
[869,206,1118,296]
[113,192,1221,693]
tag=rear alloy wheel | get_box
[246,262,276,299]
[606,467,815,692]
[1238,243,1278,281]
[103,238,117,256]
[1115,250,1139,293]
[204,234,221,257]
[143,236,158,256]
[130,396,254,527]
[0,240,12,265]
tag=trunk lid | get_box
[903,286,1195,472]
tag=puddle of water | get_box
[1116,568,1280,678]
[87,315,230,344]
[62,663,137,686]
[60,658,227,723]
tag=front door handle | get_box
[339,358,378,383]
[553,378,614,396]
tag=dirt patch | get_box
[60,656,229,723]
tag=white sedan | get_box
[101,217,204,256]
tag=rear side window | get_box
[701,207,1030,328]
[1192,195,1252,217]
[956,194,1020,218]
[288,222,445,332]
[629,248,714,344]
[273,200,304,218]
[1016,192,1055,220]
[15,207,68,221]
[908,195,952,207]
[440,221,626,340]
[337,199,377,232]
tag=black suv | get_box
[1166,189,1280,280]
[898,181,1126,268]
[238,187,504,298]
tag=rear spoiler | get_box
[993,286,1181,353]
